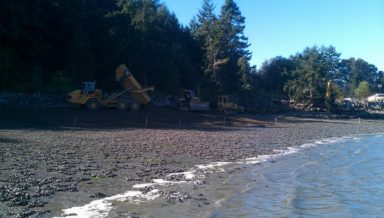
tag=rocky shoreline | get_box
[0,93,69,108]
[1,110,384,217]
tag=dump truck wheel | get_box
[129,100,141,111]
[116,99,129,111]
[86,99,100,111]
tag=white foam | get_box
[132,183,156,189]
[58,162,233,217]
[300,143,317,148]
[284,147,299,155]
[300,137,351,148]
[132,172,198,189]
[195,162,231,169]
[152,178,186,185]
[167,171,196,180]
[273,149,287,154]
[214,198,226,206]
[244,147,299,164]
[132,179,188,189]
[244,154,274,164]
[56,189,160,218]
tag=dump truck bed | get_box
[115,64,151,105]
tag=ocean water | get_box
[212,134,384,217]
[57,134,384,217]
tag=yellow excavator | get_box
[178,89,210,111]
[67,64,153,111]
[216,95,244,112]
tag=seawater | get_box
[212,134,384,217]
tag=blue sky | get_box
[161,0,384,71]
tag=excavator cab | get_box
[217,95,244,112]
[178,89,210,111]
[82,82,96,95]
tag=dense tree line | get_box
[0,0,203,94]
[259,45,383,108]
[1,0,382,110]
[0,0,251,97]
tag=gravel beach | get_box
[1,107,384,217]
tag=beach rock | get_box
[16,208,36,218]
[6,210,15,216]
[90,192,108,198]
[139,186,154,194]
[126,177,143,182]
[102,170,117,178]
[163,190,191,203]
[32,186,55,197]
[27,200,47,208]
[166,174,186,181]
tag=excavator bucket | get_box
[115,64,153,105]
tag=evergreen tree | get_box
[216,0,252,94]
[258,56,295,97]
[0,0,202,94]
[285,46,346,107]
[109,0,201,94]
[320,46,341,85]
[345,58,378,96]
[285,46,326,104]
[190,0,220,94]
[354,81,371,99]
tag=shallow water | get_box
[211,134,384,217]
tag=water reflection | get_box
[214,135,384,217]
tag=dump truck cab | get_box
[67,82,103,111]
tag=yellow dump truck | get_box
[67,64,153,111]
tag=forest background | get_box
[1,0,383,108]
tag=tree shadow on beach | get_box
[3,106,373,132]
[0,106,273,132]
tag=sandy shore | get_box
[1,107,384,217]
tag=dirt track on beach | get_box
[1,106,383,217]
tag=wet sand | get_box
[0,107,384,217]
